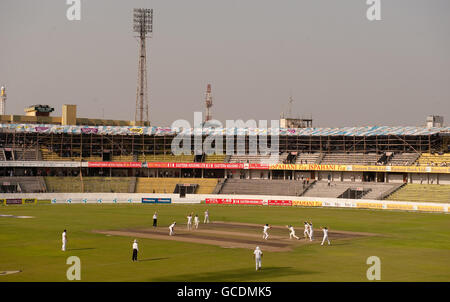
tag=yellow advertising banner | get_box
[386,203,414,211]
[356,202,384,209]
[417,205,444,212]
[22,198,37,205]
[268,164,450,174]
[292,200,323,207]
[129,128,144,134]
[269,164,348,171]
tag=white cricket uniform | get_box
[169,223,176,236]
[263,225,270,240]
[253,248,263,270]
[304,224,309,238]
[194,216,199,229]
[321,228,331,245]
[289,226,299,239]
[309,224,314,241]
[204,211,209,223]
[62,231,67,251]
[187,216,192,229]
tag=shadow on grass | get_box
[152,266,318,282]
[138,257,169,262]
[67,248,96,251]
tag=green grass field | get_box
[0,203,449,282]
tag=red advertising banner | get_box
[88,162,269,170]
[205,198,232,204]
[88,162,143,168]
[231,198,264,205]
[205,198,263,205]
[268,199,293,206]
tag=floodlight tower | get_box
[0,86,6,115]
[205,84,213,122]
[133,8,153,125]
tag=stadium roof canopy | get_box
[1,123,449,137]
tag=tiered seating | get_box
[416,153,450,166]
[387,153,420,166]
[303,181,399,199]
[320,153,380,165]
[0,177,46,193]
[111,155,134,162]
[135,178,218,194]
[205,154,226,163]
[387,184,450,203]
[229,154,281,164]
[295,153,321,164]
[137,154,195,162]
[44,177,132,193]
[41,148,104,161]
[220,179,305,196]
[14,149,40,161]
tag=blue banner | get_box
[142,198,172,204]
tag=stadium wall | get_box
[0,193,448,213]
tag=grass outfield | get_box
[0,204,449,282]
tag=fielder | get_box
[132,239,139,262]
[262,224,271,240]
[61,229,67,251]
[287,225,299,240]
[321,226,331,246]
[194,214,199,229]
[204,209,210,224]
[169,222,176,236]
[308,221,314,241]
[303,221,309,239]
[187,213,193,230]
[253,246,263,271]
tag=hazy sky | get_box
[1,0,449,127]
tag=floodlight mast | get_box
[133,8,153,125]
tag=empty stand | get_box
[302,181,399,200]
[320,153,380,165]
[0,177,46,193]
[386,153,420,166]
[295,153,321,164]
[205,154,227,163]
[386,184,450,203]
[416,153,450,166]
[44,177,133,193]
[135,177,218,194]
[137,154,195,162]
[219,179,306,196]
[229,154,282,164]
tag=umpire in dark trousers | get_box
[153,212,158,227]
[132,239,139,261]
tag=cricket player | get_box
[61,229,67,251]
[194,214,199,229]
[152,212,158,228]
[253,246,263,271]
[287,225,299,240]
[303,221,309,239]
[321,226,331,246]
[187,213,193,230]
[169,222,176,236]
[308,221,314,241]
[262,224,271,240]
[204,209,210,224]
[132,239,139,262]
